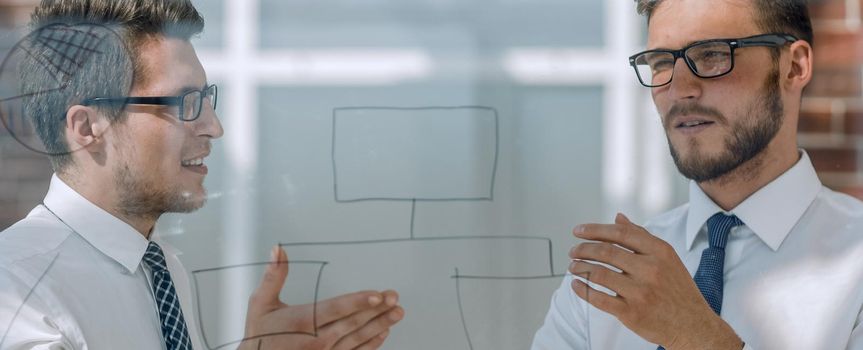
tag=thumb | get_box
[254,245,289,306]
[615,212,632,225]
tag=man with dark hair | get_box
[533,0,863,349]
[0,1,403,349]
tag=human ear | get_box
[65,105,109,152]
[784,40,813,92]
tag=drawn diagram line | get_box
[279,235,552,247]
[335,197,493,203]
[1,22,134,156]
[453,268,475,350]
[0,253,60,348]
[450,274,567,280]
[409,199,416,239]
[192,260,329,350]
[331,105,499,204]
[280,235,556,276]
[453,271,590,350]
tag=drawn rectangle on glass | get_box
[456,275,571,350]
[192,261,326,350]
[333,106,498,202]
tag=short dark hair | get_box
[635,0,814,46]
[21,0,205,172]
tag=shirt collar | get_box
[685,151,822,252]
[43,174,150,274]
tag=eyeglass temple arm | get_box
[737,34,798,48]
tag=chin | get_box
[168,198,206,213]
[183,191,208,211]
[164,187,208,213]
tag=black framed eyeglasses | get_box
[629,33,798,88]
[81,84,218,121]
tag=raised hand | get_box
[240,246,404,350]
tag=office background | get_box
[0,1,861,349]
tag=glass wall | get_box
[159,2,679,348]
[1,1,859,349]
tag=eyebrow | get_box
[649,35,739,51]
[177,83,209,94]
[649,39,699,51]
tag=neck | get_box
[59,172,159,239]
[115,211,159,240]
[696,145,800,211]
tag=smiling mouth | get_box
[181,156,208,175]
[181,157,205,167]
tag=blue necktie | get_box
[694,213,742,315]
[143,241,193,350]
[657,213,742,349]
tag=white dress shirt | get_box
[532,152,863,349]
[0,175,205,349]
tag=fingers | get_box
[615,213,634,225]
[569,242,637,273]
[355,329,389,350]
[571,278,626,317]
[251,246,290,308]
[381,290,399,306]
[314,290,394,326]
[328,304,404,350]
[569,260,635,299]
[321,290,399,330]
[320,290,398,328]
[572,213,655,253]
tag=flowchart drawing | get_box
[2,104,590,350]
[279,236,561,350]
[332,106,498,202]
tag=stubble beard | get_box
[666,67,784,183]
[114,159,206,220]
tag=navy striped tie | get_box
[657,213,742,350]
[143,241,192,350]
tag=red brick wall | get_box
[803,0,863,200]
[0,1,51,230]
[0,139,51,227]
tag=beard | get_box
[114,157,206,219]
[665,67,784,183]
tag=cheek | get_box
[651,90,667,111]
[131,130,185,176]
[713,59,767,96]
[651,90,673,123]
[713,78,766,116]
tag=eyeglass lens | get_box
[634,41,733,87]
[180,86,217,121]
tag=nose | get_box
[195,100,224,139]
[665,57,702,101]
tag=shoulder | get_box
[804,187,863,230]
[0,208,71,316]
[810,186,863,224]
[0,205,75,266]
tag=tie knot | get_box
[143,241,168,272]
[705,213,743,249]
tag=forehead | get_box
[132,36,207,95]
[646,0,761,49]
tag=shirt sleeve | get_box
[530,273,590,350]
[0,266,73,350]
